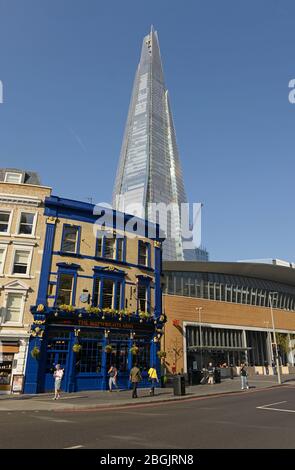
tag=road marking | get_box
[259,407,295,413]
[64,445,84,449]
[115,411,170,417]
[256,400,295,414]
[33,415,74,423]
[257,406,295,414]
[257,401,287,408]
[107,435,183,449]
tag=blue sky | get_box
[0,0,294,262]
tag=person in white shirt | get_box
[53,364,64,400]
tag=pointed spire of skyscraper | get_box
[113,29,208,261]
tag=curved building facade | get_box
[163,261,295,375]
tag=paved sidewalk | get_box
[0,374,294,412]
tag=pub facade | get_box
[24,196,165,393]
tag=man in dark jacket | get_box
[129,364,142,398]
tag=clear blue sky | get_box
[0,0,294,262]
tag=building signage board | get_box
[12,374,24,393]
[49,318,154,331]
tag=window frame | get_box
[0,243,8,275]
[137,277,151,313]
[116,236,126,263]
[16,211,38,237]
[55,264,79,306]
[138,283,148,312]
[55,272,75,306]
[10,246,33,277]
[3,292,24,324]
[95,231,104,258]
[92,268,126,311]
[92,277,123,310]
[1,282,29,326]
[95,231,126,263]
[4,172,22,184]
[101,278,116,309]
[60,224,81,255]
[103,235,116,260]
[0,209,13,235]
[138,240,151,268]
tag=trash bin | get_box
[173,374,186,396]
[192,370,202,385]
[214,368,221,384]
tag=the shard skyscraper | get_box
[113,27,208,261]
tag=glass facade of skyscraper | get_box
[113,28,208,261]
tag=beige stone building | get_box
[0,168,51,393]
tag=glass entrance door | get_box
[44,330,71,391]
[106,333,129,389]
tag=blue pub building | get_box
[24,196,165,393]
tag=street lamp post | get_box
[268,292,282,385]
[195,307,203,369]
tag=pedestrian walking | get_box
[129,363,142,398]
[108,365,119,392]
[240,363,249,390]
[148,365,159,396]
[53,364,64,400]
[200,367,207,384]
[207,362,215,385]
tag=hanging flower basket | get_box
[31,346,40,360]
[105,344,113,354]
[72,343,82,353]
[159,313,167,323]
[130,345,139,355]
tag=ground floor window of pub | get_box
[133,338,150,369]
[106,333,129,372]
[46,330,70,372]
[76,332,103,373]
